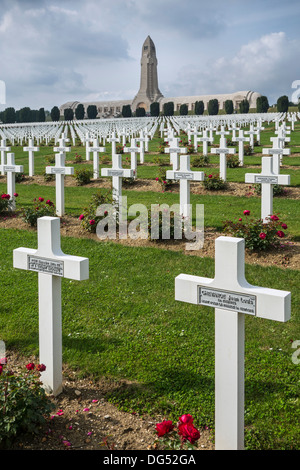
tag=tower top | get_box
[132,36,164,112]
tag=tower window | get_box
[144,46,148,51]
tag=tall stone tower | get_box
[132,36,164,112]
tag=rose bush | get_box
[154,414,201,450]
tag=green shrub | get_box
[15,172,25,183]
[0,193,12,213]
[254,183,287,197]
[0,360,55,448]
[244,144,253,156]
[203,173,227,190]
[192,155,210,167]
[43,172,55,182]
[45,155,55,164]
[226,154,240,168]
[21,197,56,226]
[73,168,93,185]
[79,189,114,233]
[155,167,174,191]
[73,153,83,163]
[223,211,288,251]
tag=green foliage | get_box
[0,360,55,447]
[277,95,289,113]
[50,106,60,122]
[194,100,204,115]
[223,211,288,251]
[256,96,269,113]
[2,107,16,124]
[226,154,241,168]
[224,100,234,114]
[122,105,132,118]
[21,197,56,226]
[38,108,46,122]
[19,107,32,123]
[135,107,146,117]
[75,103,85,120]
[155,167,173,191]
[163,102,174,116]
[208,99,219,115]
[192,155,210,167]
[239,99,249,113]
[150,102,160,116]
[64,108,74,121]
[0,193,12,213]
[244,143,253,156]
[79,189,114,233]
[179,104,188,116]
[87,105,98,119]
[203,172,227,190]
[73,168,93,185]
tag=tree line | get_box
[0,95,298,124]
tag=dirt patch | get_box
[4,350,214,451]
[0,212,299,270]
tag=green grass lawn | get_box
[0,124,299,450]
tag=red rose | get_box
[89,219,95,225]
[0,365,3,375]
[26,363,35,370]
[208,174,212,178]
[270,215,279,221]
[178,423,200,444]
[243,210,250,216]
[259,232,266,239]
[39,197,44,202]
[281,223,287,229]
[155,420,174,437]
[178,414,194,425]
[36,363,46,372]
[276,230,285,238]
[79,214,84,220]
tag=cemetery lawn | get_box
[0,228,299,450]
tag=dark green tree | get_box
[19,107,32,122]
[277,95,289,113]
[239,99,249,113]
[38,107,46,122]
[256,96,269,113]
[179,104,188,115]
[225,100,234,114]
[3,107,16,123]
[194,100,204,115]
[122,104,132,118]
[208,99,219,115]
[64,108,74,121]
[51,106,60,121]
[135,107,146,117]
[75,103,85,120]
[87,105,98,119]
[163,101,174,116]
[150,102,160,116]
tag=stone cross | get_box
[101,154,134,220]
[211,136,236,181]
[13,216,89,396]
[166,154,204,218]
[164,138,187,171]
[23,138,39,177]
[123,138,139,177]
[262,137,290,174]
[85,132,92,161]
[91,138,106,179]
[235,130,250,165]
[46,152,74,217]
[245,124,256,148]
[0,153,23,211]
[0,139,11,176]
[216,125,229,141]
[136,131,146,164]
[175,235,291,450]
[245,156,290,223]
[107,132,120,156]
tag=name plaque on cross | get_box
[107,170,124,176]
[27,255,64,277]
[2,165,16,172]
[198,287,256,315]
[48,168,67,175]
[174,172,193,180]
[254,175,278,184]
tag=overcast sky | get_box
[1,0,300,111]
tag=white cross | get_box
[197,129,211,156]
[245,124,256,148]
[262,137,290,174]
[235,130,250,165]
[46,152,74,216]
[164,138,187,171]
[136,131,146,164]
[0,153,23,211]
[123,138,139,177]
[91,138,106,179]
[107,132,120,156]
[216,125,229,140]
[245,157,290,223]
[53,137,71,156]
[85,132,92,161]
[23,138,39,177]
[13,216,88,396]
[211,136,236,181]
[0,139,11,176]
[166,154,204,218]
[101,154,134,220]
[175,235,291,450]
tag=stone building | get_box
[60,36,261,118]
